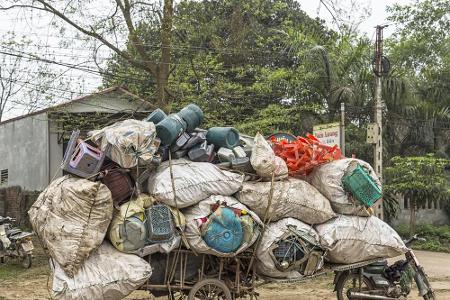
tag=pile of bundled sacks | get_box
[28,103,408,299]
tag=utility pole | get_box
[373,25,387,220]
[340,102,345,156]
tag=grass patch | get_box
[0,236,50,282]
[395,224,450,253]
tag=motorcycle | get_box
[0,216,34,268]
[333,234,435,300]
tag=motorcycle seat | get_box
[6,228,22,237]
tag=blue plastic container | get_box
[178,104,204,133]
[156,114,187,146]
[203,207,243,253]
[206,127,240,149]
[143,108,167,124]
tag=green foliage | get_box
[384,155,450,206]
[385,155,450,235]
[395,224,450,253]
[386,0,450,157]
[104,0,372,137]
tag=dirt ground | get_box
[0,241,449,300]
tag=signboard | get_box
[313,122,341,148]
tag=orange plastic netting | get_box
[271,134,343,176]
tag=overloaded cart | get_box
[28,103,434,300]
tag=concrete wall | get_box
[0,112,49,191]
[391,196,450,226]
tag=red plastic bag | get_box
[271,134,343,176]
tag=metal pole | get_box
[374,25,385,220]
[340,102,345,156]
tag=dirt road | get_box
[0,250,449,300]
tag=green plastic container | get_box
[206,127,240,149]
[342,164,382,208]
[143,108,167,124]
[178,104,203,132]
[156,114,187,146]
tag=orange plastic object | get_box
[271,134,343,176]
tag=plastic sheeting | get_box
[147,159,244,208]
[236,178,335,225]
[182,195,262,257]
[307,158,381,216]
[256,218,320,279]
[28,175,113,277]
[51,242,152,300]
[250,133,288,180]
[315,215,408,264]
[90,119,159,168]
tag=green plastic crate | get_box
[342,164,382,208]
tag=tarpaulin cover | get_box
[147,159,244,208]
[90,119,159,168]
[315,215,408,264]
[272,134,342,176]
[307,158,381,216]
[182,195,262,257]
[256,218,320,279]
[236,178,335,225]
[28,175,113,277]
[250,133,288,180]
[51,242,152,300]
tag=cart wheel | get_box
[188,279,232,300]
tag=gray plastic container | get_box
[171,132,190,152]
[188,141,215,162]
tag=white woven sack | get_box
[89,119,158,168]
[315,215,408,264]
[147,159,244,208]
[256,218,320,279]
[250,133,288,181]
[181,195,262,257]
[28,175,113,277]
[52,242,152,300]
[236,178,335,225]
[307,158,381,216]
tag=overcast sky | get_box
[0,0,414,120]
[298,0,413,37]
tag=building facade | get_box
[0,86,151,193]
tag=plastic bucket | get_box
[144,108,167,124]
[156,114,187,146]
[206,127,240,149]
[178,104,203,132]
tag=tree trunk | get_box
[409,198,416,237]
[157,0,173,109]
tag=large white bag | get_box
[28,175,113,277]
[182,195,262,257]
[250,133,288,180]
[256,218,320,279]
[52,242,152,300]
[147,159,244,208]
[236,178,335,225]
[315,215,408,264]
[307,158,381,216]
[89,119,159,168]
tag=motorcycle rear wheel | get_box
[21,254,32,269]
[335,272,374,300]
